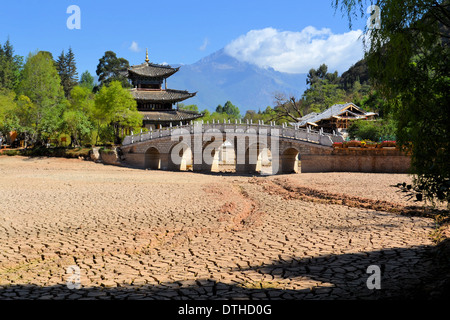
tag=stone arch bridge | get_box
[120,122,344,174]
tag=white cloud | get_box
[199,38,209,51]
[129,41,141,52]
[224,27,364,74]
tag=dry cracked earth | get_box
[0,156,449,300]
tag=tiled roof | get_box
[297,103,374,127]
[130,89,196,103]
[128,62,180,78]
[140,110,204,122]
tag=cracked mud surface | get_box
[0,156,448,300]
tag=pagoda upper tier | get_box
[127,62,181,90]
[128,62,180,80]
[127,48,182,90]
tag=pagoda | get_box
[127,49,202,129]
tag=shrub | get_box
[347,118,397,142]
[20,147,91,158]
[4,150,20,156]
[99,147,115,155]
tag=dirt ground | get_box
[0,156,448,300]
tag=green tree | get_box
[222,101,241,119]
[61,85,95,146]
[242,106,278,124]
[19,51,64,108]
[17,51,65,145]
[95,51,131,90]
[79,70,95,92]
[38,103,65,143]
[14,95,38,146]
[56,47,78,98]
[214,101,241,120]
[357,90,390,117]
[262,106,277,120]
[347,118,397,142]
[302,80,346,112]
[61,110,92,147]
[69,85,95,115]
[0,93,39,148]
[302,64,346,112]
[333,0,450,205]
[0,89,19,136]
[307,64,340,86]
[199,109,211,121]
[200,109,233,123]
[178,103,199,113]
[93,80,141,144]
[0,38,23,91]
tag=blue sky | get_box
[0,0,369,77]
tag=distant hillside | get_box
[167,49,307,113]
[339,58,369,91]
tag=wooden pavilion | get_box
[294,103,377,134]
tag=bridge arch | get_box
[218,139,237,169]
[238,141,270,174]
[169,141,192,171]
[145,147,161,170]
[280,147,300,174]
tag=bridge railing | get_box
[122,121,344,147]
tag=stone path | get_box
[0,157,445,299]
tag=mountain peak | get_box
[168,49,307,112]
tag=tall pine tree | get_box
[0,38,23,91]
[56,47,78,97]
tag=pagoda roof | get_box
[140,109,204,122]
[295,103,377,127]
[128,62,180,78]
[130,89,196,103]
